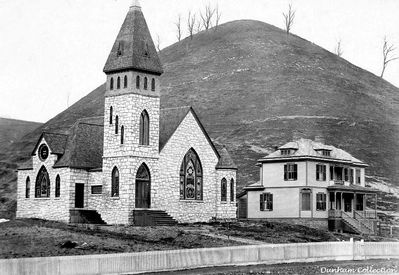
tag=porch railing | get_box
[329,210,376,234]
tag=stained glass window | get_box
[109,106,113,124]
[230,178,234,202]
[179,148,203,200]
[124,75,128,88]
[144,77,148,90]
[136,75,140,89]
[117,76,121,89]
[35,166,50,198]
[151,78,155,91]
[55,175,60,197]
[221,178,227,201]
[25,177,30,198]
[111,167,119,197]
[139,110,149,145]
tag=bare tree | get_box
[335,39,343,57]
[283,3,295,35]
[175,14,182,42]
[195,18,202,34]
[200,3,215,31]
[381,36,398,78]
[156,34,161,52]
[214,3,222,31]
[187,11,196,40]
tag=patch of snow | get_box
[0,219,9,223]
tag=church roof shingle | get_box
[31,132,68,156]
[103,3,163,75]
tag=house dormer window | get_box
[319,150,331,156]
[281,149,291,155]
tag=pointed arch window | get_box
[111,167,119,197]
[230,178,235,202]
[221,178,227,201]
[180,148,203,200]
[144,77,148,90]
[55,175,60,198]
[121,126,124,144]
[124,75,128,88]
[25,176,30,198]
[109,106,113,125]
[139,110,149,145]
[117,76,121,89]
[115,115,119,134]
[136,75,140,89]
[110,78,114,90]
[35,166,50,198]
[151,78,155,91]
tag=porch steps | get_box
[132,209,178,226]
[341,211,374,235]
[70,209,106,224]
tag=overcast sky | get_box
[0,0,398,123]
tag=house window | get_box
[91,185,102,194]
[321,150,331,157]
[260,193,273,211]
[230,178,234,202]
[55,175,60,198]
[316,192,326,211]
[344,168,349,181]
[109,106,113,125]
[151,78,155,91]
[281,149,291,155]
[330,166,334,180]
[35,166,50,198]
[25,177,30,198]
[221,178,227,201]
[179,148,203,200]
[121,126,124,144]
[316,164,326,181]
[139,110,149,145]
[110,78,114,90]
[111,167,119,197]
[115,115,119,134]
[301,190,311,211]
[350,169,354,184]
[356,169,361,184]
[136,75,140,89]
[117,76,121,89]
[124,75,128,88]
[284,163,297,180]
[144,77,148,90]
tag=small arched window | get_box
[35,166,50,198]
[221,178,227,201]
[144,77,148,90]
[109,106,113,125]
[180,148,203,200]
[117,76,121,89]
[139,110,149,145]
[230,178,235,202]
[121,126,124,144]
[25,177,30,198]
[136,75,140,89]
[110,78,114,90]
[55,175,60,198]
[115,115,119,134]
[124,75,128,88]
[151,78,155,91]
[111,167,119,197]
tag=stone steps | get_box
[132,209,178,226]
[70,209,106,224]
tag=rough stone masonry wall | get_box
[16,139,71,223]
[157,112,227,223]
[215,169,237,219]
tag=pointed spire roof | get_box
[103,2,163,75]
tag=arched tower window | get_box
[35,166,50,198]
[109,106,113,125]
[117,76,121,89]
[144,77,148,90]
[151,78,155,91]
[111,167,119,197]
[25,176,30,198]
[136,75,140,89]
[124,75,128,88]
[115,115,119,134]
[230,178,235,202]
[110,77,114,90]
[121,126,124,144]
[221,178,227,201]
[180,148,203,200]
[55,175,61,198]
[139,110,149,145]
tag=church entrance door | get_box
[135,164,151,208]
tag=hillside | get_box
[1,20,399,216]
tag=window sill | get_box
[260,209,273,212]
[91,193,103,196]
[179,200,204,203]
[138,144,150,147]
[34,197,51,200]
[284,179,297,181]
[316,209,326,211]
[111,196,120,200]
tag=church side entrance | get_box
[75,183,84,208]
[135,164,151,208]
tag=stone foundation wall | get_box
[263,218,329,230]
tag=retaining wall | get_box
[0,241,398,275]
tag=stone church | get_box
[16,1,237,225]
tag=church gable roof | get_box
[215,144,237,170]
[103,2,163,75]
[31,132,68,156]
[159,106,191,151]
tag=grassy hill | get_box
[1,20,399,216]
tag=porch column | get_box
[341,192,344,211]
[374,193,377,218]
[353,192,356,217]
